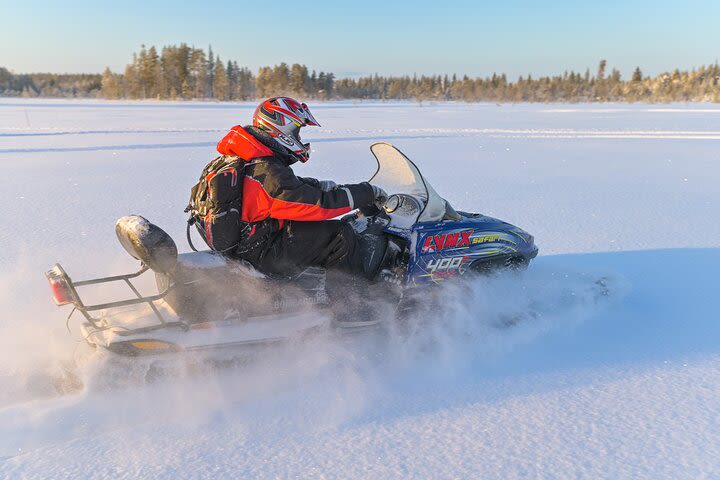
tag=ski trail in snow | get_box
[4,126,720,137]
[4,127,719,155]
[0,128,223,137]
[0,142,216,154]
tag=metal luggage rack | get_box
[45,262,188,336]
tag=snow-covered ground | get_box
[1,99,719,479]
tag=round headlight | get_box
[384,195,401,213]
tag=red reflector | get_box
[48,278,73,306]
[45,265,75,306]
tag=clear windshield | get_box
[368,142,448,223]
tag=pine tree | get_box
[140,46,161,98]
[271,63,290,93]
[289,63,308,96]
[237,65,255,99]
[597,59,607,81]
[207,45,214,98]
[310,70,318,95]
[256,66,272,97]
[226,60,237,100]
[181,78,191,99]
[595,59,608,100]
[632,67,643,82]
[189,48,207,99]
[213,55,229,101]
[123,53,140,99]
[101,67,121,99]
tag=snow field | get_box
[0,99,719,479]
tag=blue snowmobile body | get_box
[401,215,536,286]
[366,142,538,287]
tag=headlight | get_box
[384,194,401,213]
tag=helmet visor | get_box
[300,103,320,127]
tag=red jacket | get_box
[216,125,374,227]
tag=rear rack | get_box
[46,263,189,334]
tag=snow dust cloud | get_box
[0,246,623,463]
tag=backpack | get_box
[185,155,250,252]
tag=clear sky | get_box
[2,0,718,79]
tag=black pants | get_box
[242,220,362,278]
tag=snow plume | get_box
[0,259,83,409]
[0,245,625,466]
[0,249,173,409]
[358,263,629,383]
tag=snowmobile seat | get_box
[115,215,178,274]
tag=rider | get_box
[215,97,387,278]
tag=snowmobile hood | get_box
[217,125,274,160]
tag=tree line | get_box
[98,44,336,101]
[2,45,719,103]
[0,67,101,98]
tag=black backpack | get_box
[185,155,250,252]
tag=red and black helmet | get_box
[253,97,320,163]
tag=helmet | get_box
[253,97,320,163]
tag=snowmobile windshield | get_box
[368,142,449,222]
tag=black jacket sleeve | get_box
[296,175,375,210]
[256,161,374,221]
[297,176,321,188]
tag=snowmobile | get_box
[46,142,538,357]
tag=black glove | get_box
[317,180,337,191]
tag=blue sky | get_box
[2,0,718,79]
